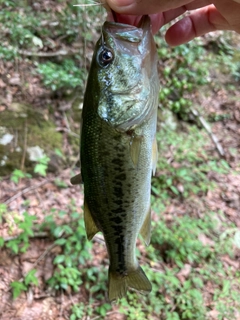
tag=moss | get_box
[0,106,62,176]
[27,122,62,152]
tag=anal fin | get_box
[139,206,151,246]
[84,200,99,240]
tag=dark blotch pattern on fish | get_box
[115,173,126,181]
[110,216,123,224]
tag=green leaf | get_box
[60,283,68,290]
[34,163,48,176]
[6,240,19,254]
[0,237,4,247]
[24,269,38,286]
[65,256,72,268]
[53,226,64,238]
[170,185,179,195]
[54,238,66,246]
[0,203,7,214]
[10,169,26,184]
[11,281,27,299]
[234,230,240,249]
[32,36,43,48]
[54,255,65,264]
[54,148,63,158]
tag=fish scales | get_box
[73,15,159,301]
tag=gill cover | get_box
[96,16,158,131]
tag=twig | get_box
[191,108,225,157]
[73,3,102,7]
[20,120,28,171]
[7,241,56,292]
[2,231,49,242]
[62,112,79,138]
[17,48,80,57]
[93,235,105,244]
[23,242,57,277]
[56,127,79,138]
[3,179,53,205]
[60,289,64,319]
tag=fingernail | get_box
[107,0,134,8]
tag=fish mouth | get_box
[108,12,151,32]
[103,15,151,44]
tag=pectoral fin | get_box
[130,134,143,167]
[140,206,151,246]
[70,173,83,185]
[152,136,158,176]
[84,201,100,240]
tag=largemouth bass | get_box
[72,15,159,301]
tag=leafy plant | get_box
[47,264,82,292]
[0,203,7,224]
[37,59,84,91]
[10,169,31,184]
[152,125,230,201]
[10,281,27,299]
[34,155,50,177]
[6,212,36,254]
[156,37,209,117]
[150,215,215,267]
[11,269,38,299]
[42,210,93,293]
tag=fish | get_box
[71,15,159,301]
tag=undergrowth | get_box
[0,1,239,320]
[152,125,230,202]
[1,204,239,319]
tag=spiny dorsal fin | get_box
[84,200,100,240]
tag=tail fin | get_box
[108,266,152,302]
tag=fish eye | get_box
[98,47,114,67]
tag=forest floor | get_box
[0,6,240,319]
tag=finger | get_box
[107,12,165,34]
[107,1,212,33]
[165,5,226,46]
[157,0,212,26]
[106,0,195,15]
[212,0,240,31]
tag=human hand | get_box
[105,0,240,46]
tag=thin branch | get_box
[55,127,79,138]
[7,241,56,292]
[2,231,49,242]
[3,179,53,205]
[24,242,57,278]
[20,120,28,171]
[191,108,225,157]
[93,235,105,244]
[17,48,80,57]
[73,3,102,7]
[28,242,56,276]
